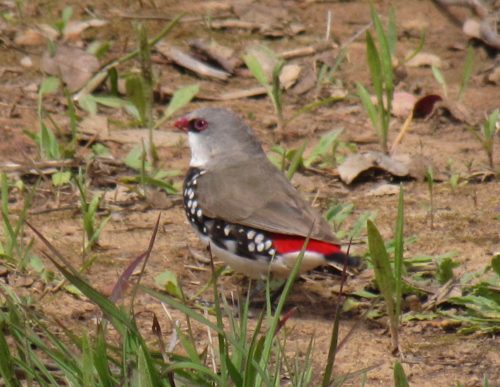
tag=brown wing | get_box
[197,158,338,244]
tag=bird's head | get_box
[174,108,265,168]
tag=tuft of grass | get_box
[2,217,374,386]
[357,6,396,154]
[74,170,111,254]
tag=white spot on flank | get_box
[269,248,276,256]
[190,207,196,214]
[192,200,198,209]
[187,200,192,208]
[248,242,255,252]
[257,242,264,252]
[196,209,202,218]
[203,227,207,233]
[255,234,264,244]
[246,230,256,240]
[188,189,194,199]
[264,240,272,249]
[192,179,197,185]
[224,225,231,236]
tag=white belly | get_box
[210,242,326,279]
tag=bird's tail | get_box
[326,252,364,274]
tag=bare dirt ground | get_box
[1,1,499,386]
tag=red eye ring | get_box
[192,118,208,132]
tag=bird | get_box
[174,107,359,279]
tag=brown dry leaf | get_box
[486,65,500,85]
[188,38,241,73]
[63,19,108,42]
[392,91,417,118]
[280,64,301,89]
[413,94,443,118]
[291,64,317,95]
[157,44,230,81]
[41,45,99,92]
[369,91,416,118]
[437,99,474,125]
[406,52,443,68]
[463,18,481,39]
[14,28,46,46]
[392,153,433,181]
[337,151,410,184]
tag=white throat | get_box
[188,133,211,167]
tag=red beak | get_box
[174,117,189,132]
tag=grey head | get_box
[174,108,266,168]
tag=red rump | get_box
[271,233,342,256]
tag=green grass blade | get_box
[367,219,398,352]
[357,83,379,132]
[0,327,21,387]
[431,65,447,98]
[371,6,394,98]
[387,7,397,56]
[304,129,342,168]
[286,141,306,180]
[81,332,94,387]
[393,361,409,387]
[365,31,383,103]
[394,185,405,320]
[243,54,270,87]
[93,324,115,387]
[458,45,474,102]
[155,84,200,128]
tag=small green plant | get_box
[123,146,179,194]
[468,109,499,170]
[244,49,285,132]
[303,129,354,168]
[366,185,404,353]
[315,49,347,94]
[357,6,396,154]
[52,5,73,35]
[74,170,111,253]
[325,202,376,241]
[268,143,307,180]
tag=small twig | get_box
[325,10,333,41]
[390,110,413,153]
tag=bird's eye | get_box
[190,118,208,132]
